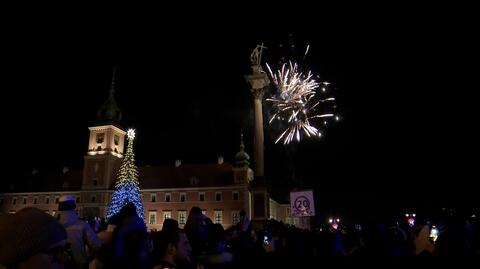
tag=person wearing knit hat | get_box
[0,207,69,269]
[56,194,101,269]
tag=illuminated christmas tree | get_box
[106,129,144,220]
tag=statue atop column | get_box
[250,43,267,74]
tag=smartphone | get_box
[263,232,271,246]
[429,225,439,242]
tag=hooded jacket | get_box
[58,210,102,266]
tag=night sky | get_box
[2,10,479,221]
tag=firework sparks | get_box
[266,61,337,144]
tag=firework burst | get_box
[266,61,337,144]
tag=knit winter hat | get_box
[58,194,76,211]
[0,207,67,265]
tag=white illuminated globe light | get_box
[329,218,333,223]
[127,129,136,140]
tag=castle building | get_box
[0,72,309,230]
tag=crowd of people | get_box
[1,195,479,269]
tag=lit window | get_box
[215,192,222,202]
[232,210,240,225]
[149,211,157,225]
[52,211,56,217]
[151,193,157,203]
[165,193,171,202]
[163,211,171,221]
[233,192,239,201]
[214,210,223,224]
[178,211,187,225]
[199,192,205,202]
[180,193,186,202]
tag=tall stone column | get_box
[245,45,271,225]
[245,66,269,178]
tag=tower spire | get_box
[235,130,250,168]
[109,66,116,95]
[96,67,122,124]
[240,130,245,152]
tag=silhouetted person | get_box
[57,195,101,269]
[198,223,234,266]
[0,207,69,269]
[184,207,213,257]
[162,218,179,234]
[152,230,194,269]
[435,217,472,257]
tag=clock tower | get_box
[81,68,125,218]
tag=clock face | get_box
[96,133,105,144]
